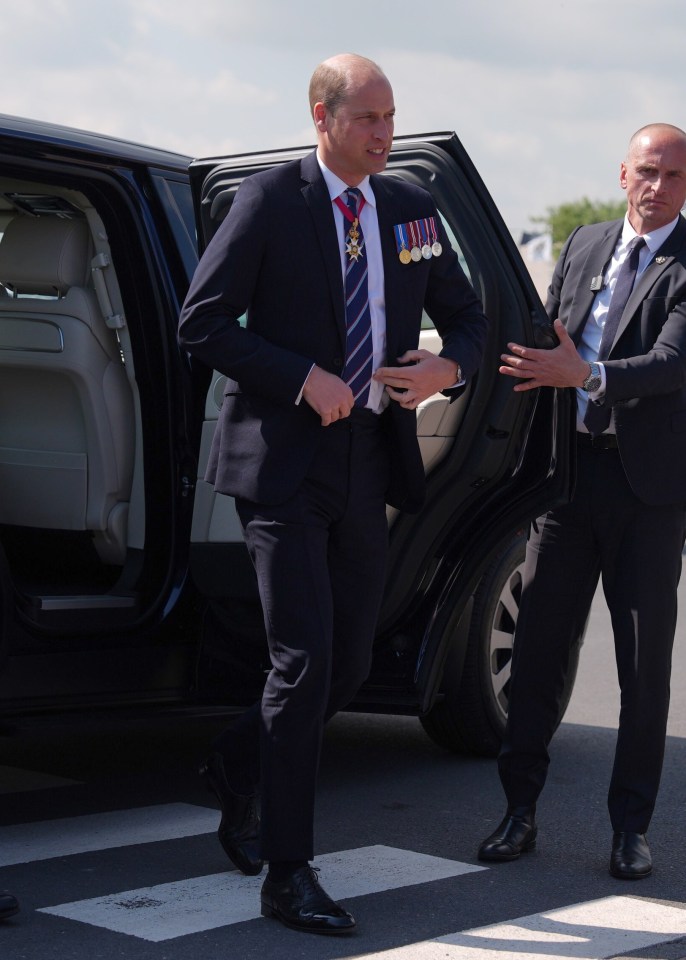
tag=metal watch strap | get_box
[583,362,602,392]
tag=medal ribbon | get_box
[394,222,409,253]
[334,194,367,222]
[408,220,420,250]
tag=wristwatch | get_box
[582,362,602,393]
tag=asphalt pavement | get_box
[0,571,685,959]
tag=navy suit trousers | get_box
[215,409,391,861]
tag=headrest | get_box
[0,216,90,296]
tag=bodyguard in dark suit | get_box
[179,52,488,933]
[478,123,686,879]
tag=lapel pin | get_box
[654,256,667,264]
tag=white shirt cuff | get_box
[295,363,316,405]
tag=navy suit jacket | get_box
[179,150,489,511]
[547,215,686,505]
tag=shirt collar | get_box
[316,153,376,209]
[621,213,679,254]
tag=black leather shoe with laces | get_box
[610,832,652,879]
[261,865,356,934]
[478,807,537,861]
[199,752,263,875]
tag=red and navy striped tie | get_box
[341,188,373,407]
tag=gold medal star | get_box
[346,238,364,261]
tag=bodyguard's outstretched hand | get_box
[499,319,589,391]
[374,350,460,410]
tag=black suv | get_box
[0,115,575,756]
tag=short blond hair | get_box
[308,53,386,118]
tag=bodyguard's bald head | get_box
[626,123,686,159]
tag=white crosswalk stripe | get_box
[38,845,484,941]
[357,897,686,960]
[0,763,80,794]
[0,803,218,865]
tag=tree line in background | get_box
[533,197,626,258]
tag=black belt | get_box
[577,432,618,450]
[329,406,386,432]
[347,406,384,424]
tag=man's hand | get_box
[374,350,459,410]
[302,365,354,425]
[499,319,589,391]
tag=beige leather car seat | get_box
[0,215,133,564]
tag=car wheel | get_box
[420,530,580,757]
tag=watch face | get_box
[583,363,601,392]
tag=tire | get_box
[420,530,580,757]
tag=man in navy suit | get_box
[478,123,686,880]
[179,52,488,933]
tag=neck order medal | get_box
[346,217,363,262]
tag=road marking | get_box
[39,845,485,941]
[356,896,686,959]
[0,764,81,794]
[0,803,219,866]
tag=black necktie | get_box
[583,236,646,435]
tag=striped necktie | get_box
[340,188,373,407]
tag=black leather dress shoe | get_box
[478,807,537,861]
[610,832,652,879]
[199,752,263,875]
[261,865,356,934]
[0,891,19,921]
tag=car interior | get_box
[0,178,143,614]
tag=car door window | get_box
[421,210,474,331]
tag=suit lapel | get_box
[299,152,346,350]
[567,221,622,344]
[372,175,405,360]
[610,215,686,352]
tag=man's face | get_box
[620,130,686,233]
[314,71,395,185]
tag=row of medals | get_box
[347,221,443,264]
[399,239,443,264]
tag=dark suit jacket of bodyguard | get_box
[548,215,686,507]
[179,150,489,512]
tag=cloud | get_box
[1,0,684,233]
[378,47,684,231]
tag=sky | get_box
[3,0,685,238]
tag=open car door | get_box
[185,132,574,728]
